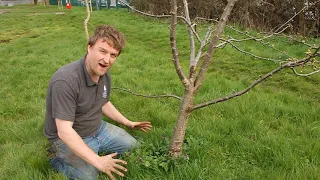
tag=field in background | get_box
[0,4,319,179]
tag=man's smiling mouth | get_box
[99,63,107,68]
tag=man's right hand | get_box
[96,152,128,180]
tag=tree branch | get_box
[170,0,190,88]
[270,0,320,34]
[197,19,292,58]
[191,48,320,111]
[192,66,283,111]
[224,24,292,57]
[182,0,195,68]
[221,38,283,62]
[192,25,214,67]
[188,25,215,81]
[112,87,181,100]
[274,34,318,49]
[194,0,237,92]
[84,0,91,42]
[291,68,320,76]
[119,0,171,18]
[118,0,201,42]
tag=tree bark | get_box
[44,0,50,7]
[169,88,194,157]
[243,1,251,28]
[84,0,91,42]
[298,0,305,36]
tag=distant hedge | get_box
[131,0,320,37]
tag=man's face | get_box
[86,38,119,81]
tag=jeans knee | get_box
[127,136,138,149]
[49,157,98,180]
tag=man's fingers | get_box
[141,124,152,128]
[141,122,151,126]
[141,127,152,132]
[114,158,127,165]
[114,165,127,173]
[106,172,116,180]
[111,167,125,177]
[143,126,152,130]
[140,121,151,124]
[109,152,118,158]
[138,122,151,126]
[137,122,152,128]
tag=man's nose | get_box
[103,53,110,64]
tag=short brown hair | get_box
[88,25,125,54]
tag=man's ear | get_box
[87,44,92,52]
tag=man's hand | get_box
[96,152,127,180]
[127,121,152,133]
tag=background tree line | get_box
[131,0,320,37]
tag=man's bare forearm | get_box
[101,101,132,127]
[55,119,102,169]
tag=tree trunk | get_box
[84,0,91,42]
[317,4,320,38]
[298,0,305,36]
[243,2,251,28]
[44,0,50,7]
[169,88,194,157]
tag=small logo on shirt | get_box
[103,85,107,99]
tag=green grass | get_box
[0,4,320,180]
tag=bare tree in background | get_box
[131,0,320,37]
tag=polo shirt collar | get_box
[81,55,97,87]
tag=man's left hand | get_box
[127,121,152,133]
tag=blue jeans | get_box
[49,120,137,180]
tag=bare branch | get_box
[221,38,283,62]
[291,68,320,76]
[220,24,292,58]
[89,0,92,12]
[182,0,195,67]
[260,24,291,40]
[274,34,318,49]
[119,0,171,18]
[112,87,181,100]
[192,25,214,66]
[84,0,91,42]
[194,0,238,91]
[194,18,291,59]
[192,66,283,111]
[270,0,320,34]
[170,0,190,88]
[189,26,215,81]
[192,48,320,111]
[118,0,201,43]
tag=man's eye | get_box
[111,54,117,58]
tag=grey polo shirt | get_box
[44,56,111,143]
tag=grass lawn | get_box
[0,4,319,180]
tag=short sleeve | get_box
[51,80,77,121]
[105,72,112,102]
